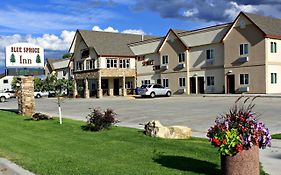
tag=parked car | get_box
[139,84,172,98]
[34,91,49,98]
[5,90,16,98]
[0,92,11,102]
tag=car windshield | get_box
[140,85,152,88]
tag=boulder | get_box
[31,113,53,121]
[144,120,192,139]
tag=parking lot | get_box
[1,96,281,136]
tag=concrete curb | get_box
[0,158,35,175]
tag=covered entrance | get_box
[227,75,235,94]
[114,79,120,96]
[190,77,196,94]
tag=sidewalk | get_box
[0,158,35,175]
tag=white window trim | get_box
[206,76,215,87]
[206,49,215,60]
[163,78,169,88]
[178,77,186,88]
[240,73,250,85]
[239,43,250,56]
[271,73,277,84]
[178,53,185,63]
[162,55,169,65]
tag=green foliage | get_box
[36,54,41,63]
[34,77,43,91]
[62,53,72,59]
[218,129,242,156]
[10,53,15,63]
[11,76,19,90]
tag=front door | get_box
[198,77,205,94]
[227,75,235,94]
[114,79,119,96]
[190,77,196,94]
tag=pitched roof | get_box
[0,73,5,79]
[77,30,158,57]
[243,12,281,37]
[46,58,70,70]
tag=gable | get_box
[157,30,187,53]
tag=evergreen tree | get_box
[36,54,41,63]
[10,53,15,63]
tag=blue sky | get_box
[1,0,281,73]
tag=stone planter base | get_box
[221,146,259,175]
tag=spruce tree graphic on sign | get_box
[10,53,16,63]
[36,54,41,63]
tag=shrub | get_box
[83,108,118,131]
[31,113,53,121]
[207,96,271,156]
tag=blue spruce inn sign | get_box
[5,43,45,76]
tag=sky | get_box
[1,0,281,73]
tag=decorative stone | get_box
[221,145,259,175]
[31,113,53,121]
[17,76,35,116]
[144,120,192,139]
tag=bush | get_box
[83,108,118,131]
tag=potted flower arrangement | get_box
[207,97,271,175]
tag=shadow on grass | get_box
[0,109,19,114]
[153,155,221,175]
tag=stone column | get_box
[18,76,35,116]
[73,79,78,98]
[122,75,126,96]
[84,78,90,98]
[97,71,102,98]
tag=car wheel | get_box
[36,94,41,98]
[166,91,171,97]
[0,96,6,102]
[150,92,155,98]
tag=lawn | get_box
[272,133,281,139]
[0,110,266,175]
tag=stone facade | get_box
[17,76,35,116]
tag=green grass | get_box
[0,110,266,175]
[272,133,281,139]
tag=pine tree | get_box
[36,54,41,63]
[10,53,15,63]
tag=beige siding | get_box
[159,32,187,73]
[267,65,281,93]
[267,38,281,63]
[136,74,160,87]
[136,53,159,74]
[161,72,188,94]
[189,43,224,69]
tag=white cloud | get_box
[183,8,199,17]
[122,29,145,35]
[92,25,146,35]
[224,2,259,19]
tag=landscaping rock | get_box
[144,120,192,139]
[31,113,53,121]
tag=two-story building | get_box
[45,58,73,80]
[222,12,281,94]
[69,30,156,98]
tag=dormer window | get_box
[81,49,89,58]
[240,20,246,29]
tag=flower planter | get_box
[221,145,259,175]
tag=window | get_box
[207,76,215,86]
[179,77,186,87]
[156,79,161,84]
[240,74,249,85]
[126,81,133,89]
[163,78,169,88]
[271,42,277,53]
[206,49,214,60]
[141,80,151,85]
[76,61,84,71]
[240,44,249,55]
[240,20,246,29]
[271,73,277,84]
[81,49,89,58]
[63,70,67,76]
[162,55,169,64]
[86,59,95,70]
[3,79,8,84]
[106,59,118,68]
[178,53,185,62]
[120,59,130,68]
